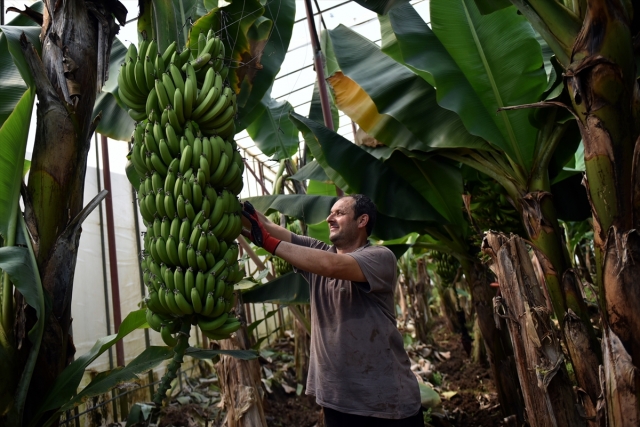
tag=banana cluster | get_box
[120,32,246,346]
[429,251,460,286]
[270,214,302,276]
[465,177,522,252]
[117,30,236,138]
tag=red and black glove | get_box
[242,201,281,254]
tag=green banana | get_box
[161,325,178,347]
[174,289,194,314]
[191,287,203,313]
[166,235,180,266]
[180,145,193,174]
[174,266,186,295]
[155,79,171,110]
[185,267,195,299]
[161,41,177,64]
[202,292,215,316]
[198,312,228,331]
[212,317,242,335]
[144,55,156,91]
[210,152,230,186]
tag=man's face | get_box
[327,198,360,245]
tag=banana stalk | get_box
[152,321,191,406]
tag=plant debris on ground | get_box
[136,317,504,427]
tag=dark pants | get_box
[323,406,424,427]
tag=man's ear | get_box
[358,214,369,229]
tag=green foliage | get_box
[246,88,299,159]
[242,272,310,305]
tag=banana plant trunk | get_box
[13,1,121,423]
[461,259,525,423]
[563,0,640,422]
[411,259,431,344]
[216,294,267,427]
[483,233,586,427]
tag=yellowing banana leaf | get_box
[329,71,423,153]
[291,112,446,224]
[327,25,487,153]
[246,87,299,160]
[94,37,133,141]
[308,79,339,130]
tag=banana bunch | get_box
[117,30,236,138]
[429,251,460,286]
[270,214,301,276]
[120,32,247,346]
[465,176,523,251]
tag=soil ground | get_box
[156,317,505,427]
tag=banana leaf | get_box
[0,23,40,241]
[379,1,546,172]
[53,346,173,417]
[0,232,44,424]
[242,272,310,304]
[245,87,299,160]
[289,160,330,182]
[472,0,510,14]
[385,152,464,227]
[306,180,336,244]
[291,113,447,224]
[428,0,546,171]
[185,347,258,360]
[33,309,147,423]
[308,79,339,130]
[327,25,487,153]
[349,0,412,15]
[244,194,338,225]
[94,37,133,141]
[0,3,42,129]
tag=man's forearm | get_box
[274,241,366,282]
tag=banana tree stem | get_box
[1,272,13,335]
[153,321,191,406]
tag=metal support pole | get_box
[100,135,125,367]
[304,0,343,196]
[304,0,333,131]
[243,158,270,195]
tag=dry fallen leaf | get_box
[442,391,458,400]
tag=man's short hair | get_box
[345,194,377,236]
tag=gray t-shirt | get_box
[291,234,421,419]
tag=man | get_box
[242,194,423,427]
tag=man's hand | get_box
[241,201,282,254]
